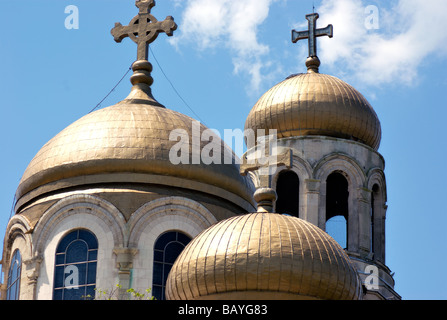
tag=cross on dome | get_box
[292,13,333,73]
[111,0,177,61]
[111,0,177,99]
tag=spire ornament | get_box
[111,0,177,61]
[111,0,177,102]
[292,13,333,73]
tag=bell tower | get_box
[243,12,400,300]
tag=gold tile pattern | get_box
[166,212,361,300]
[16,101,254,204]
[245,73,381,150]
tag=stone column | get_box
[379,204,388,263]
[23,255,43,300]
[113,248,139,300]
[357,188,372,257]
[304,179,320,227]
[0,282,6,300]
[372,194,386,263]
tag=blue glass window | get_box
[6,249,22,300]
[152,231,191,300]
[53,229,98,300]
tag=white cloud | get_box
[317,0,447,87]
[169,0,277,94]
[170,0,447,94]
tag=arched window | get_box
[152,231,191,300]
[53,229,98,300]
[371,184,380,258]
[326,172,349,248]
[6,249,22,300]
[276,170,299,217]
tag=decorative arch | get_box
[313,154,367,252]
[33,194,126,254]
[127,196,217,293]
[127,196,217,248]
[31,194,126,299]
[1,214,33,299]
[313,153,366,186]
[367,168,387,203]
[266,154,311,219]
[3,214,32,264]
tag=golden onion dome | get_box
[166,212,361,300]
[15,61,254,209]
[245,72,381,150]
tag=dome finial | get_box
[111,0,177,99]
[292,13,333,73]
[253,187,277,213]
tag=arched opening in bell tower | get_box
[371,183,382,260]
[326,172,349,248]
[275,170,299,217]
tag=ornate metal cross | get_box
[292,13,333,58]
[111,0,177,61]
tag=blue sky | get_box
[1,0,446,300]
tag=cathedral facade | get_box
[0,1,400,300]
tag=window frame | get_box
[6,249,22,300]
[152,231,191,300]
[52,229,98,300]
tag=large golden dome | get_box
[166,212,361,300]
[245,72,381,150]
[16,90,254,209]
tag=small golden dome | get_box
[16,99,254,207]
[245,72,381,150]
[166,212,361,300]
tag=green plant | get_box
[83,284,156,300]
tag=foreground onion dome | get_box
[166,211,361,300]
[245,63,382,150]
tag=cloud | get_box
[169,0,277,94]
[316,0,447,87]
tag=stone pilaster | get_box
[304,179,320,227]
[113,247,139,299]
[357,188,372,257]
[23,255,43,300]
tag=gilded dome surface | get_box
[245,72,381,150]
[16,99,254,205]
[166,212,361,300]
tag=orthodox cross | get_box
[291,13,333,58]
[111,0,177,61]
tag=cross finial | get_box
[291,13,333,73]
[111,0,177,102]
[111,0,177,61]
